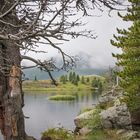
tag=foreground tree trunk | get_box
[0,1,26,140]
[0,42,26,140]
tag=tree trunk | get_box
[0,42,26,140]
[0,1,26,140]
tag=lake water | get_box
[0,91,99,140]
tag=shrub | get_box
[79,106,102,129]
[87,129,128,140]
[41,128,74,140]
[121,92,140,111]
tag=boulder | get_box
[99,92,116,104]
[122,131,138,140]
[74,110,94,128]
[99,90,123,105]
[116,129,127,135]
[116,129,140,140]
[79,127,91,136]
[100,102,132,129]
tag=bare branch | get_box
[21,55,57,85]
[0,0,20,18]
[21,65,38,69]
[0,0,126,82]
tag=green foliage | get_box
[69,72,73,82]
[98,100,114,110]
[79,107,93,115]
[87,130,108,140]
[72,72,76,81]
[111,0,140,110]
[48,95,76,101]
[73,77,78,86]
[91,78,103,92]
[86,107,102,129]
[23,80,93,92]
[91,78,97,87]
[122,92,140,111]
[87,130,128,140]
[61,71,80,86]
[34,75,37,81]
[60,72,106,89]
[80,107,102,129]
[60,75,66,84]
[86,77,90,83]
[65,75,68,82]
[41,128,74,140]
[81,76,85,84]
[77,74,80,82]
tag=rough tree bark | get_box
[0,42,26,140]
[0,1,26,140]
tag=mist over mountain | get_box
[22,52,111,80]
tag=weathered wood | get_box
[0,0,27,139]
[0,42,26,140]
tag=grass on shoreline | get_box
[41,128,128,140]
[23,74,105,93]
[48,95,76,101]
[42,128,74,140]
[23,80,93,92]
[86,129,128,140]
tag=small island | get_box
[48,95,76,101]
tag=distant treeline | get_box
[59,71,103,91]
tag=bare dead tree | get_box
[0,0,125,140]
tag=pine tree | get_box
[111,0,140,110]
[77,74,80,82]
[60,75,66,84]
[34,75,37,81]
[69,72,73,82]
[81,76,85,84]
[73,77,78,86]
[65,75,68,82]
[91,78,98,88]
[86,77,90,83]
[72,72,76,81]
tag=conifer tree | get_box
[73,77,78,86]
[72,72,76,81]
[65,75,68,82]
[111,0,140,109]
[34,75,37,81]
[87,77,90,83]
[81,76,85,84]
[69,72,73,82]
[77,74,80,82]
[60,75,66,84]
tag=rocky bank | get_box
[74,89,140,140]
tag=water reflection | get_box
[0,91,99,140]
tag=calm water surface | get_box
[0,91,99,140]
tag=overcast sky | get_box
[22,9,131,69]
